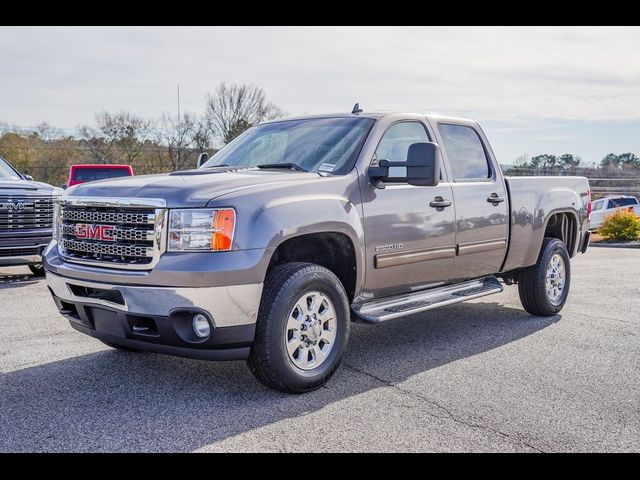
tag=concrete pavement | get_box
[1,247,638,452]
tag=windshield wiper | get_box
[257,163,309,172]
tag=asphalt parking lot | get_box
[1,247,638,452]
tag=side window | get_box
[373,122,430,165]
[592,200,605,211]
[609,197,638,208]
[438,124,491,181]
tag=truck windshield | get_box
[0,158,21,180]
[73,168,131,182]
[202,117,375,175]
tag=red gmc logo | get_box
[75,224,116,242]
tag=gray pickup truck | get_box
[44,112,591,392]
[1,156,58,275]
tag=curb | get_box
[590,242,640,249]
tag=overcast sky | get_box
[1,26,639,164]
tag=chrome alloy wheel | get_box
[285,291,337,371]
[545,253,566,305]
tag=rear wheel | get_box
[28,264,45,276]
[248,262,350,393]
[518,237,571,316]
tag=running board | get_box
[352,277,503,323]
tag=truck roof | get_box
[70,164,132,169]
[262,112,476,125]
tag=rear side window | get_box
[438,124,491,181]
[608,197,639,208]
[592,200,605,211]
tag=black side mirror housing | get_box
[405,142,439,187]
[368,142,440,188]
[197,152,209,168]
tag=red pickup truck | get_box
[66,164,133,188]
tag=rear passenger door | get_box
[431,122,509,280]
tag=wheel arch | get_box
[543,210,580,257]
[266,231,361,303]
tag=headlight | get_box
[168,208,236,252]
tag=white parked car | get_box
[590,195,640,230]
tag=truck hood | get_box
[66,168,323,208]
[0,179,58,194]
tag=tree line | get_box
[510,152,640,174]
[506,153,640,199]
[0,83,283,186]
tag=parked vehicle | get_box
[66,164,134,188]
[1,156,59,275]
[44,111,591,392]
[589,195,640,230]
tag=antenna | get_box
[177,84,181,125]
[177,84,181,164]
[351,103,363,114]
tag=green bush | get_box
[599,209,640,241]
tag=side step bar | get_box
[352,277,503,323]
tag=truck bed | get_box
[501,176,590,272]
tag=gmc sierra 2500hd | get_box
[44,112,591,393]
[1,156,58,275]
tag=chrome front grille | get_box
[0,195,55,230]
[60,223,155,241]
[61,209,155,224]
[57,197,167,270]
[59,239,155,258]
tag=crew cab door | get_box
[430,121,509,280]
[360,120,456,298]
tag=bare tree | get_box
[152,112,212,171]
[79,111,151,164]
[192,116,214,155]
[205,83,284,145]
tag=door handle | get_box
[487,193,505,205]
[429,196,452,211]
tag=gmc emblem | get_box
[0,201,34,211]
[75,224,116,242]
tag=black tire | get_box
[28,264,45,276]
[99,340,139,352]
[248,262,350,393]
[518,237,571,316]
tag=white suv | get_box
[590,195,640,230]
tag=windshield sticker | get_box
[318,163,336,173]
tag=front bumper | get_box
[0,240,50,267]
[45,270,263,360]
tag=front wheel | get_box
[248,263,350,393]
[518,237,571,316]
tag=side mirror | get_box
[368,142,440,188]
[24,174,34,181]
[197,152,209,168]
[405,142,440,187]
[62,184,68,190]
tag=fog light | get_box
[192,314,211,338]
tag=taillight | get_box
[587,190,592,222]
